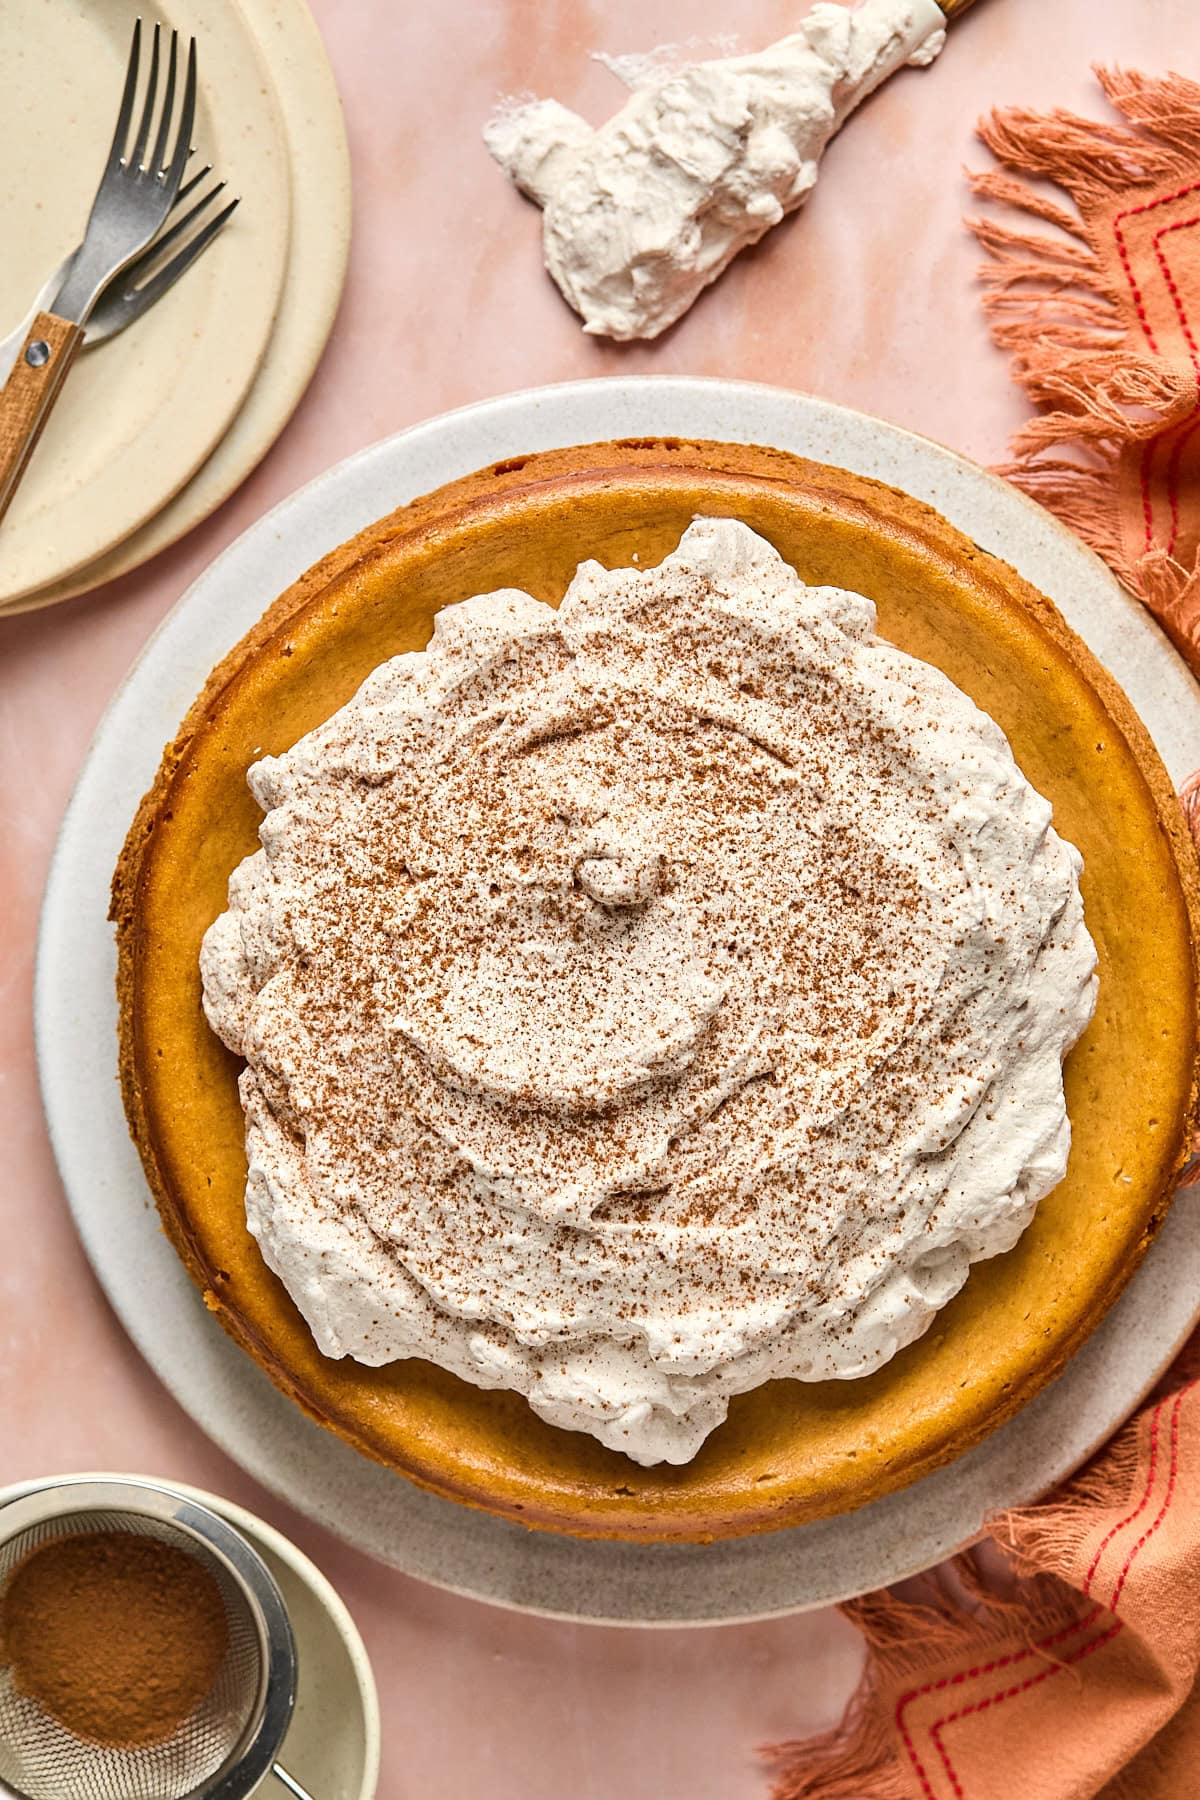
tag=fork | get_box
[0,21,201,525]
[0,162,239,381]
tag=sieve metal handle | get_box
[271,1765,315,1800]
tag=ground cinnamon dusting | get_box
[0,1531,228,1747]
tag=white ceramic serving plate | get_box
[35,377,1200,1625]
[2,0,351,614]
[0,0,292,604]
[0,1474,380,1800]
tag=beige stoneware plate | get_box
[36,379,1200,1624]
[0,0,291,605]
[1,0,350,616]
[0,1475,381,1800]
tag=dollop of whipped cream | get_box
[484,0,946,340]
[201,519,1097,1467]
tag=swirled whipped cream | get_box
[484,0,946,340]
[201,518,1097,1467]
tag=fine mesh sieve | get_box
[0,1479,313,1800]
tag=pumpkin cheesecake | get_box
[111,439,1200,1541]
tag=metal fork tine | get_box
[124,182,226,285]
[121,196,240,314]
[163,40,197,201]
[149,29,178,177]
[174,162,212,208]
[129,21,161,172]
[104,18,141,173]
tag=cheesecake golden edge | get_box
[109,439,1200,1541]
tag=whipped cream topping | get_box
[484,0,946,341]
[201,519,1097,1466]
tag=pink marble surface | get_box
[2,1,1198,1794]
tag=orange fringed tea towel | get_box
[969,66,1200,672]
[766,70,1200,1800]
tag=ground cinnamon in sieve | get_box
[0,1530,228,1747]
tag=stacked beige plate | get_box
[0,0,350,614]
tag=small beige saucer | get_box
[0,0,292,606]
[1,0,350,615]
[0,1473,380,1800]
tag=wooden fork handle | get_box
[0,311,84,528]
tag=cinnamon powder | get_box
[0,1531,228,1747]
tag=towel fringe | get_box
[968,67,1200,673]
[975,65,1200,205]
[764,1561,1093,1798]
[763,1673,911,1800]
[995,1420,1149,1585]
